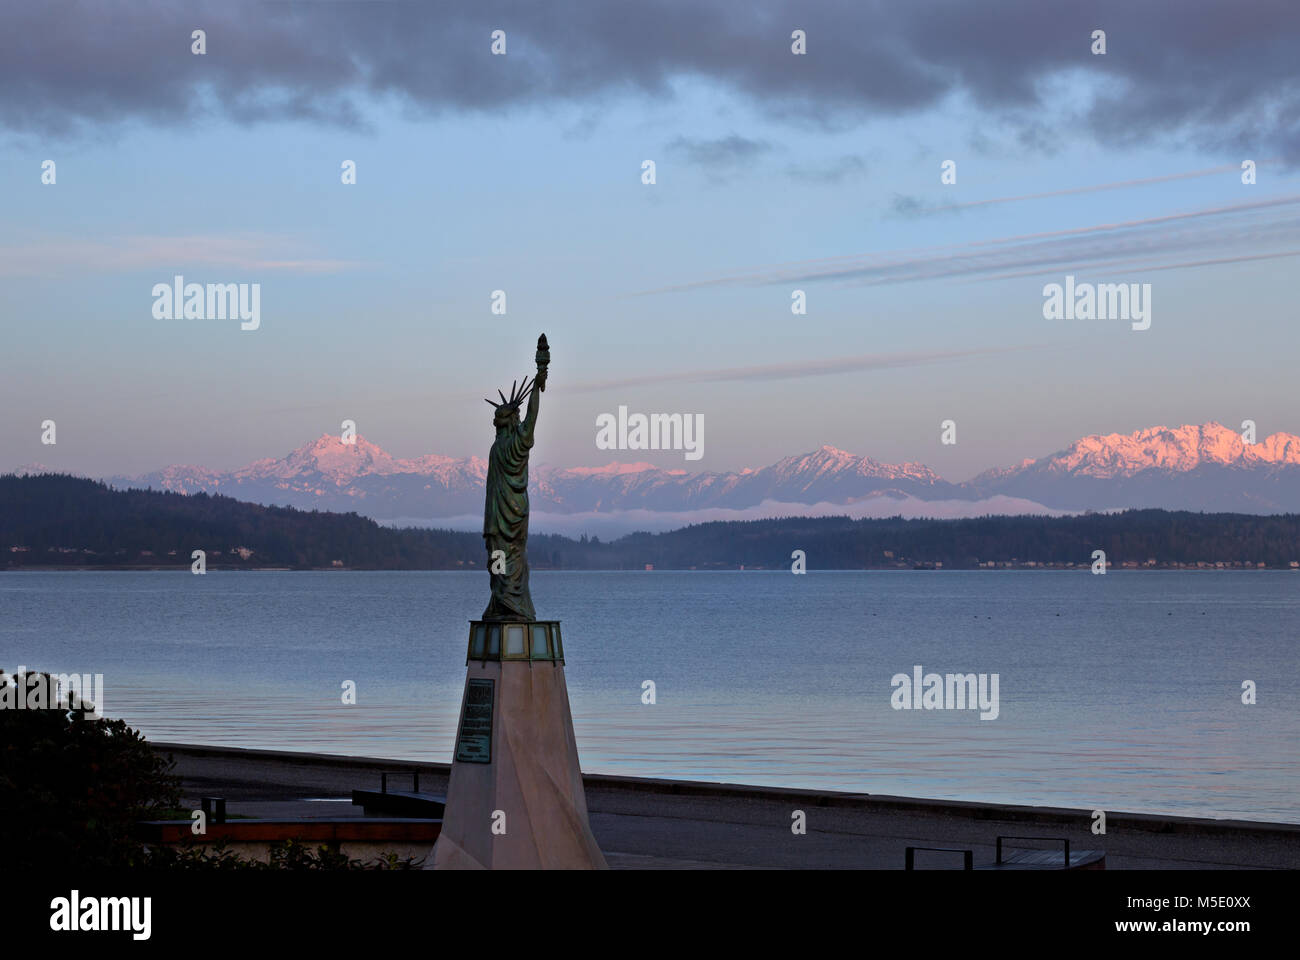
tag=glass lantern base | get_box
[466,619,563,663]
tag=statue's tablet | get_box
[454,678,495,764]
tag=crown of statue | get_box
[485,376,535,412]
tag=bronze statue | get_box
[481,334,549,621]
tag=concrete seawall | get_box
[153,742,1300,869]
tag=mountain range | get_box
[16,421,1300,536]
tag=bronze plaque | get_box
[454,678,494,764]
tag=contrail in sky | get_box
[567,344,1044,392]
[919,163,1252,213]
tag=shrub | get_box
[0,670,180,869]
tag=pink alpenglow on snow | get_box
[90,421,1300,524]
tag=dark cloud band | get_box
[2,1,1297,161]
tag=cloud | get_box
[567,345,1038,392]
[786,153,869,183]
[634,193,1300,292]
[887,193,961,218]
[974,248,1300,283]
[665,134,772,172]
[0,233,365,276]
[396,495,1073,538]
[3,1,1298,162]
[907,164,1251,216]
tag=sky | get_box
[2,0,1299,482]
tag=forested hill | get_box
[0,474,482,569]
[3,474,1300,570]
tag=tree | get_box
[0,671,180,869]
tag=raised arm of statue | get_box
[522,333,549,438]
[522,376,541,437]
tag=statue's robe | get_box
[482,394,539,620]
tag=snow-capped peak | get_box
[771,445,942,484]
[234,434,486,484]
[1044,422,1300,477]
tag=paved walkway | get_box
[156,742,1300,870]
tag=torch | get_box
[535,333,550,392]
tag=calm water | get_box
[1,570,1296,822]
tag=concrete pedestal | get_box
[430,621,607,870]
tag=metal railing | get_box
[904,845,973,870]
[380,771,421,794]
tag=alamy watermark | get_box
[1043,275,1150,330]
[152,275,261,330]
[0,667,104,718]
[595,406,704,461]
[50,891,150,940]
[890,665,999,720]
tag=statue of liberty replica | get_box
[430,334,608,870]
[480,334,548,621]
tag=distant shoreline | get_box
[8,477,1300,571]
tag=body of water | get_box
[2,570,1296,822]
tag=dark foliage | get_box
[0,473,482,569]
[0,670,423,870]
[141,839,424,871]
[0,671,181,869]
[602,510,1300,569]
